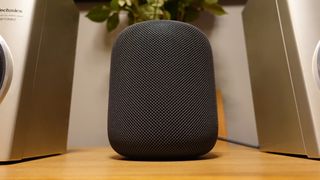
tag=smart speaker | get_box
[108,20,218,159]
[0,0,79,162]
[243,0,320,158]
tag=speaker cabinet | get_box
[108,20,218,159]
[0,0,79,161]
[243,0,320,158]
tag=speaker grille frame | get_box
[0,45,5,90]
[0,36,13,103]
[316,42,320,88]
[108,20,218,159]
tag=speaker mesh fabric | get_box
[0,45,5,90]
[108,20,218,159]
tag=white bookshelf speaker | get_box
[0,0,79,161]
[243,0,320,158]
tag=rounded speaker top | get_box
[112,20,211,63]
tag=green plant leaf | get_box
[86,0,227,32]
[125,0,132,6]
[147,0,165,7]
[163,10,171,20]
[181,0,194,7]
[111,0,120,10]
[204,0,218,5]
[86,5,111,22]
[107,13,120,32]
[118,0,126,7]
[204,3,226,16]
[140,4,163,20]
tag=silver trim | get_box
[0,35,13,103]
[275,0,307,155]
[313,41,320,89]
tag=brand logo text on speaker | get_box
[0,8,23,13]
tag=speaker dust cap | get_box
[0,36,13,103]
[108,20,218,159]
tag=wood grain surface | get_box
[1,140,319,180]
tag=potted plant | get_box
[86,0,226,32]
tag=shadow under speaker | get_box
[108,20,218,159]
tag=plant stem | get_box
[132,0,140,22]
[153,0,159,20]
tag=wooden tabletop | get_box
[0,140,319,180]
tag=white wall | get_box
[67,3,258,148]
[194,6,258,147]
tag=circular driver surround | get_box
[317,46,320,87]
[0,36,13,103]
[0,45,6,90]
[313,41,320,89]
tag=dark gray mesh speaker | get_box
[0,45,5,90]
[108,20,218,159]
